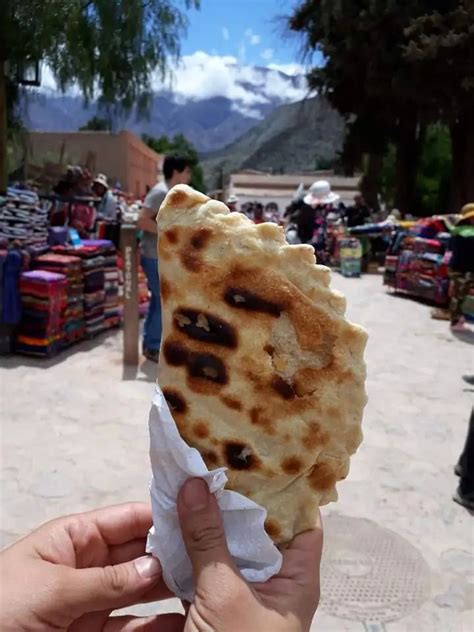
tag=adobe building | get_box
[226,171,361,210]
[25,130,162,196]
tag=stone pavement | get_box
[1,274,473,631]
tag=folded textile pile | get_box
[16,270,67,356]
[53,240,119,336]
[82,256,105,336]
[395,236,448,304]
[0,188,49,248]
[32,254,85,345]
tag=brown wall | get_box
[26,131,162,196]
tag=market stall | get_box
[0,180,146,358]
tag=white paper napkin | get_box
[146,386,283,601]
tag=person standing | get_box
[137,155,192,362]
[454,406,474,510]
[227,194,239,212]
[448,203,474,332]
[92,173,118,220]
[346,195,371,228]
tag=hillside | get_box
[22,62,308,153]
[201,97,345,189]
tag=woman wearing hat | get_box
[92,174,118,221]
[285,180,340,248]
[448,203,474,331]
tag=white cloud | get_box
[38,51,309,119]
[244,28,253,38]
[222,27,229,41]
[268,62,305,76]
[261,48,274,61]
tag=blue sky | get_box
[41,0,316,110]
[182,0,304,69]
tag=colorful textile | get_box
[16,270,67,356]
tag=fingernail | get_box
[182,478,209,511]
[134,555,162,579]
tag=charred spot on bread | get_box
[163,340,228,386]
[162,388,187,414]
[163,340,189,366]
[188,352,228,384]
[190,227,213,249]
[308,462,338,491]
[164,228,179,244]
[180,250,202,272]
[271,375,296,400]
[281,456,303,475]
[193,421,210,438]
[202,449,219,466]
[224,441,257,470]
[160,278,172,302]
[223,288,283,316]
[264,518,282,540]
[249,406,274,434]
[173,308,237,348]
[221,395,242,411]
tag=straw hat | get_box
[304,180,340,206]
[93,173,109,190]
[458,202,474,222]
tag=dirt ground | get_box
[1,273,473,631]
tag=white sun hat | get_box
[304,180,340,206]
[227,194,239,204]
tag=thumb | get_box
[177,478,237,586]
[62,554,163,616]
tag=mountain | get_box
[202,97,345,189]
[21,61,309,153]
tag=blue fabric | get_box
[2,250,22,325]
[141,256,162,352]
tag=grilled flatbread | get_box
[156,185,367,544]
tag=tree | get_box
[79,116,112,131]
[142,133,206,192]
[0,0,199,191]
[289,0,473,213]
[380,125,452,215]
[403,1,474,209]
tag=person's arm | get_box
[0,503,174,631]
[137,187,166,234]
[137,207,158,234]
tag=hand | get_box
[0,503,184,631]
[178,478,323,632]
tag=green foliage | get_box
[1,0,199,113]
[380,126,452,215]
[142,133,206,192]
[289,0,473,210]
[416,125,452,215]
[79,116,111,131]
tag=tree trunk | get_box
[450,106,474,212]
[341,125,362,176]
[394,111,424,215]
[360,153,383,211]
[0,61,7,194]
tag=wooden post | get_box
[121,224,139,366]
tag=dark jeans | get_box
[141,256,162,352]
[458,408,474,495]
